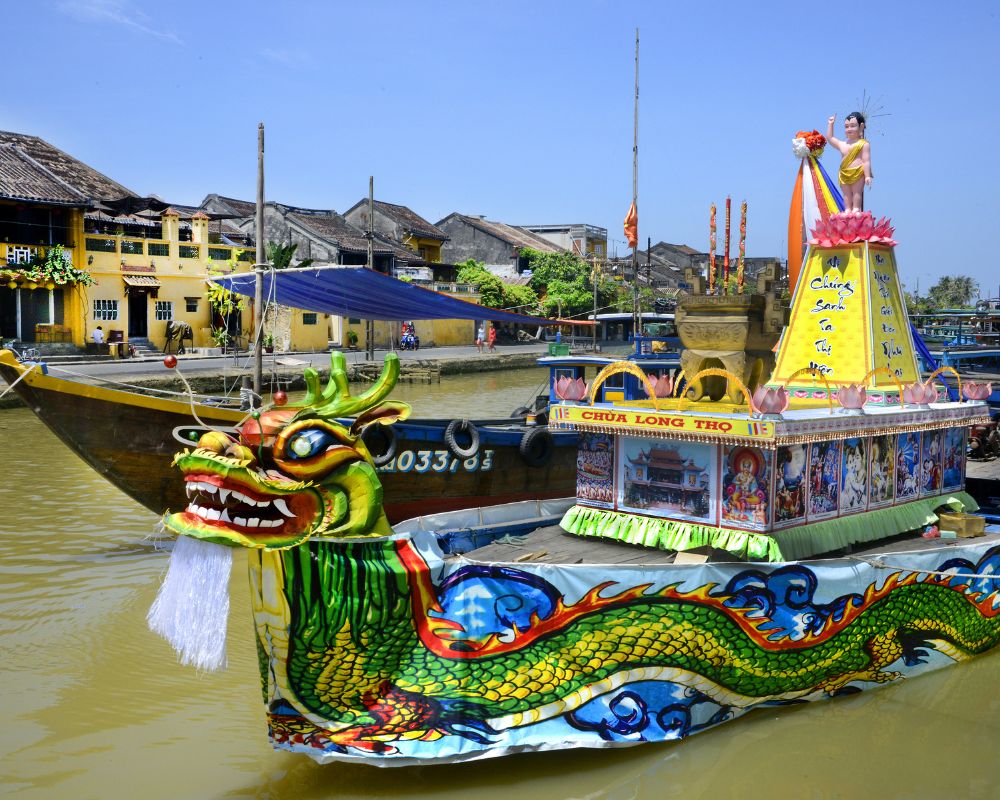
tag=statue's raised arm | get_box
[827,111,871,212]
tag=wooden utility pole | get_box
[631,28,640,341]
[365,176,375,362]
[253,123,265,396]
[592,254,599,352]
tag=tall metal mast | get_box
[631,29,640,339]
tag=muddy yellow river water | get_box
[1,369,998,799]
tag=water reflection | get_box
[1,370,999,799]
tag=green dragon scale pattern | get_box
[250,534,1000,763]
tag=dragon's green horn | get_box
[337,353,400,416]
[291,352,401,420]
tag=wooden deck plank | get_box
[454,524,1000,567]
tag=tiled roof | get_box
[206,194,257,218]
[0,130,135,202]
[0,145,89,205]
[346,199,449,241]
[286,210,413,260]
[443,214,565,253]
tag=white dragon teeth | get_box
[246,518,259,528]
[233,516,247,527]
[272,498,294,518]
[217,488,230,504]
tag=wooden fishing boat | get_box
[0,348,580,523]
[0,331,675,522]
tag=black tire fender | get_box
[519,426,554,467]
[444,419,480,460]
[361,424,398,467]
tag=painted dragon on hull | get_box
[162,353,1000,764]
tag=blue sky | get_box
[5,1,998,295]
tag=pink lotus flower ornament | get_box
[643,374,674,399]
[837,383,867,412]
[963,382,992,401]
[752,385,790,416]
[903,381,938,406]
[554,376,589,402]
[809,211,897,247]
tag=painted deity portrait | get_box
[721,445,771,530]
[941,427,966,491]
[808,440,841,518]
[618,437,716,523]
[868,434,896,507]
[896,432,921,500]
[922,429,943,496]
[576,432,614,508]
[774,443,808,526]
[840,438,868,513]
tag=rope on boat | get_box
[45,364,228,402]
[850,555,999,581]
[0,361,37,400]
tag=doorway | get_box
[128,291,148,337]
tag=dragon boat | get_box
[147,208,1000,765]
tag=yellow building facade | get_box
[2,205,331,353]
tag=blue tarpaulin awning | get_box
[212,266,565,325]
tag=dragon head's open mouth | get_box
[164,449,327,549]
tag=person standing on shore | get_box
[476,324,484,353]
[487,325,497,353]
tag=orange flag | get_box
[623,201,638,249]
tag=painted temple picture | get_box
[868,434,896,508]
[840,437,868,514]
[575,432,614,508]
[774,443,808,527]
[896,431,921,500]
[808,440,841,519]
[922,429,944,495]
[618,437,715,523]
[721,445,771,530]
[942,427,966,491]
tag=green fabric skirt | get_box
[560,492,979,562]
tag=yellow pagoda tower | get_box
[769,216,919,405]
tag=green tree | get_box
[266,241,314,270]
[456,259,540,312]
[521,249,618,318]
[925,275,977,309]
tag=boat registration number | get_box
[378,449,494,474]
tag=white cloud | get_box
[57,0,183,45]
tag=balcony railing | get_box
[81,234,253,265]
[4,243,76,266]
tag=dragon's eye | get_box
[273,418,362,480]
[287,428,337,460]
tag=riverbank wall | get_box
[0,350,566,410]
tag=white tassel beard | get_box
[148,536,233,672]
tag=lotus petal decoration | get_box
[837,383,867,410]
[643,374,674,399]
[752,385,789,416]
[809,211,897,247]
[963,382,993,401]
[903,382,926,405]
[554,376,589,402]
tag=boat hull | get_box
[0,351,576,523]
[250,525,1000,765]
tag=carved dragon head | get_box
[163,352,410,549]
